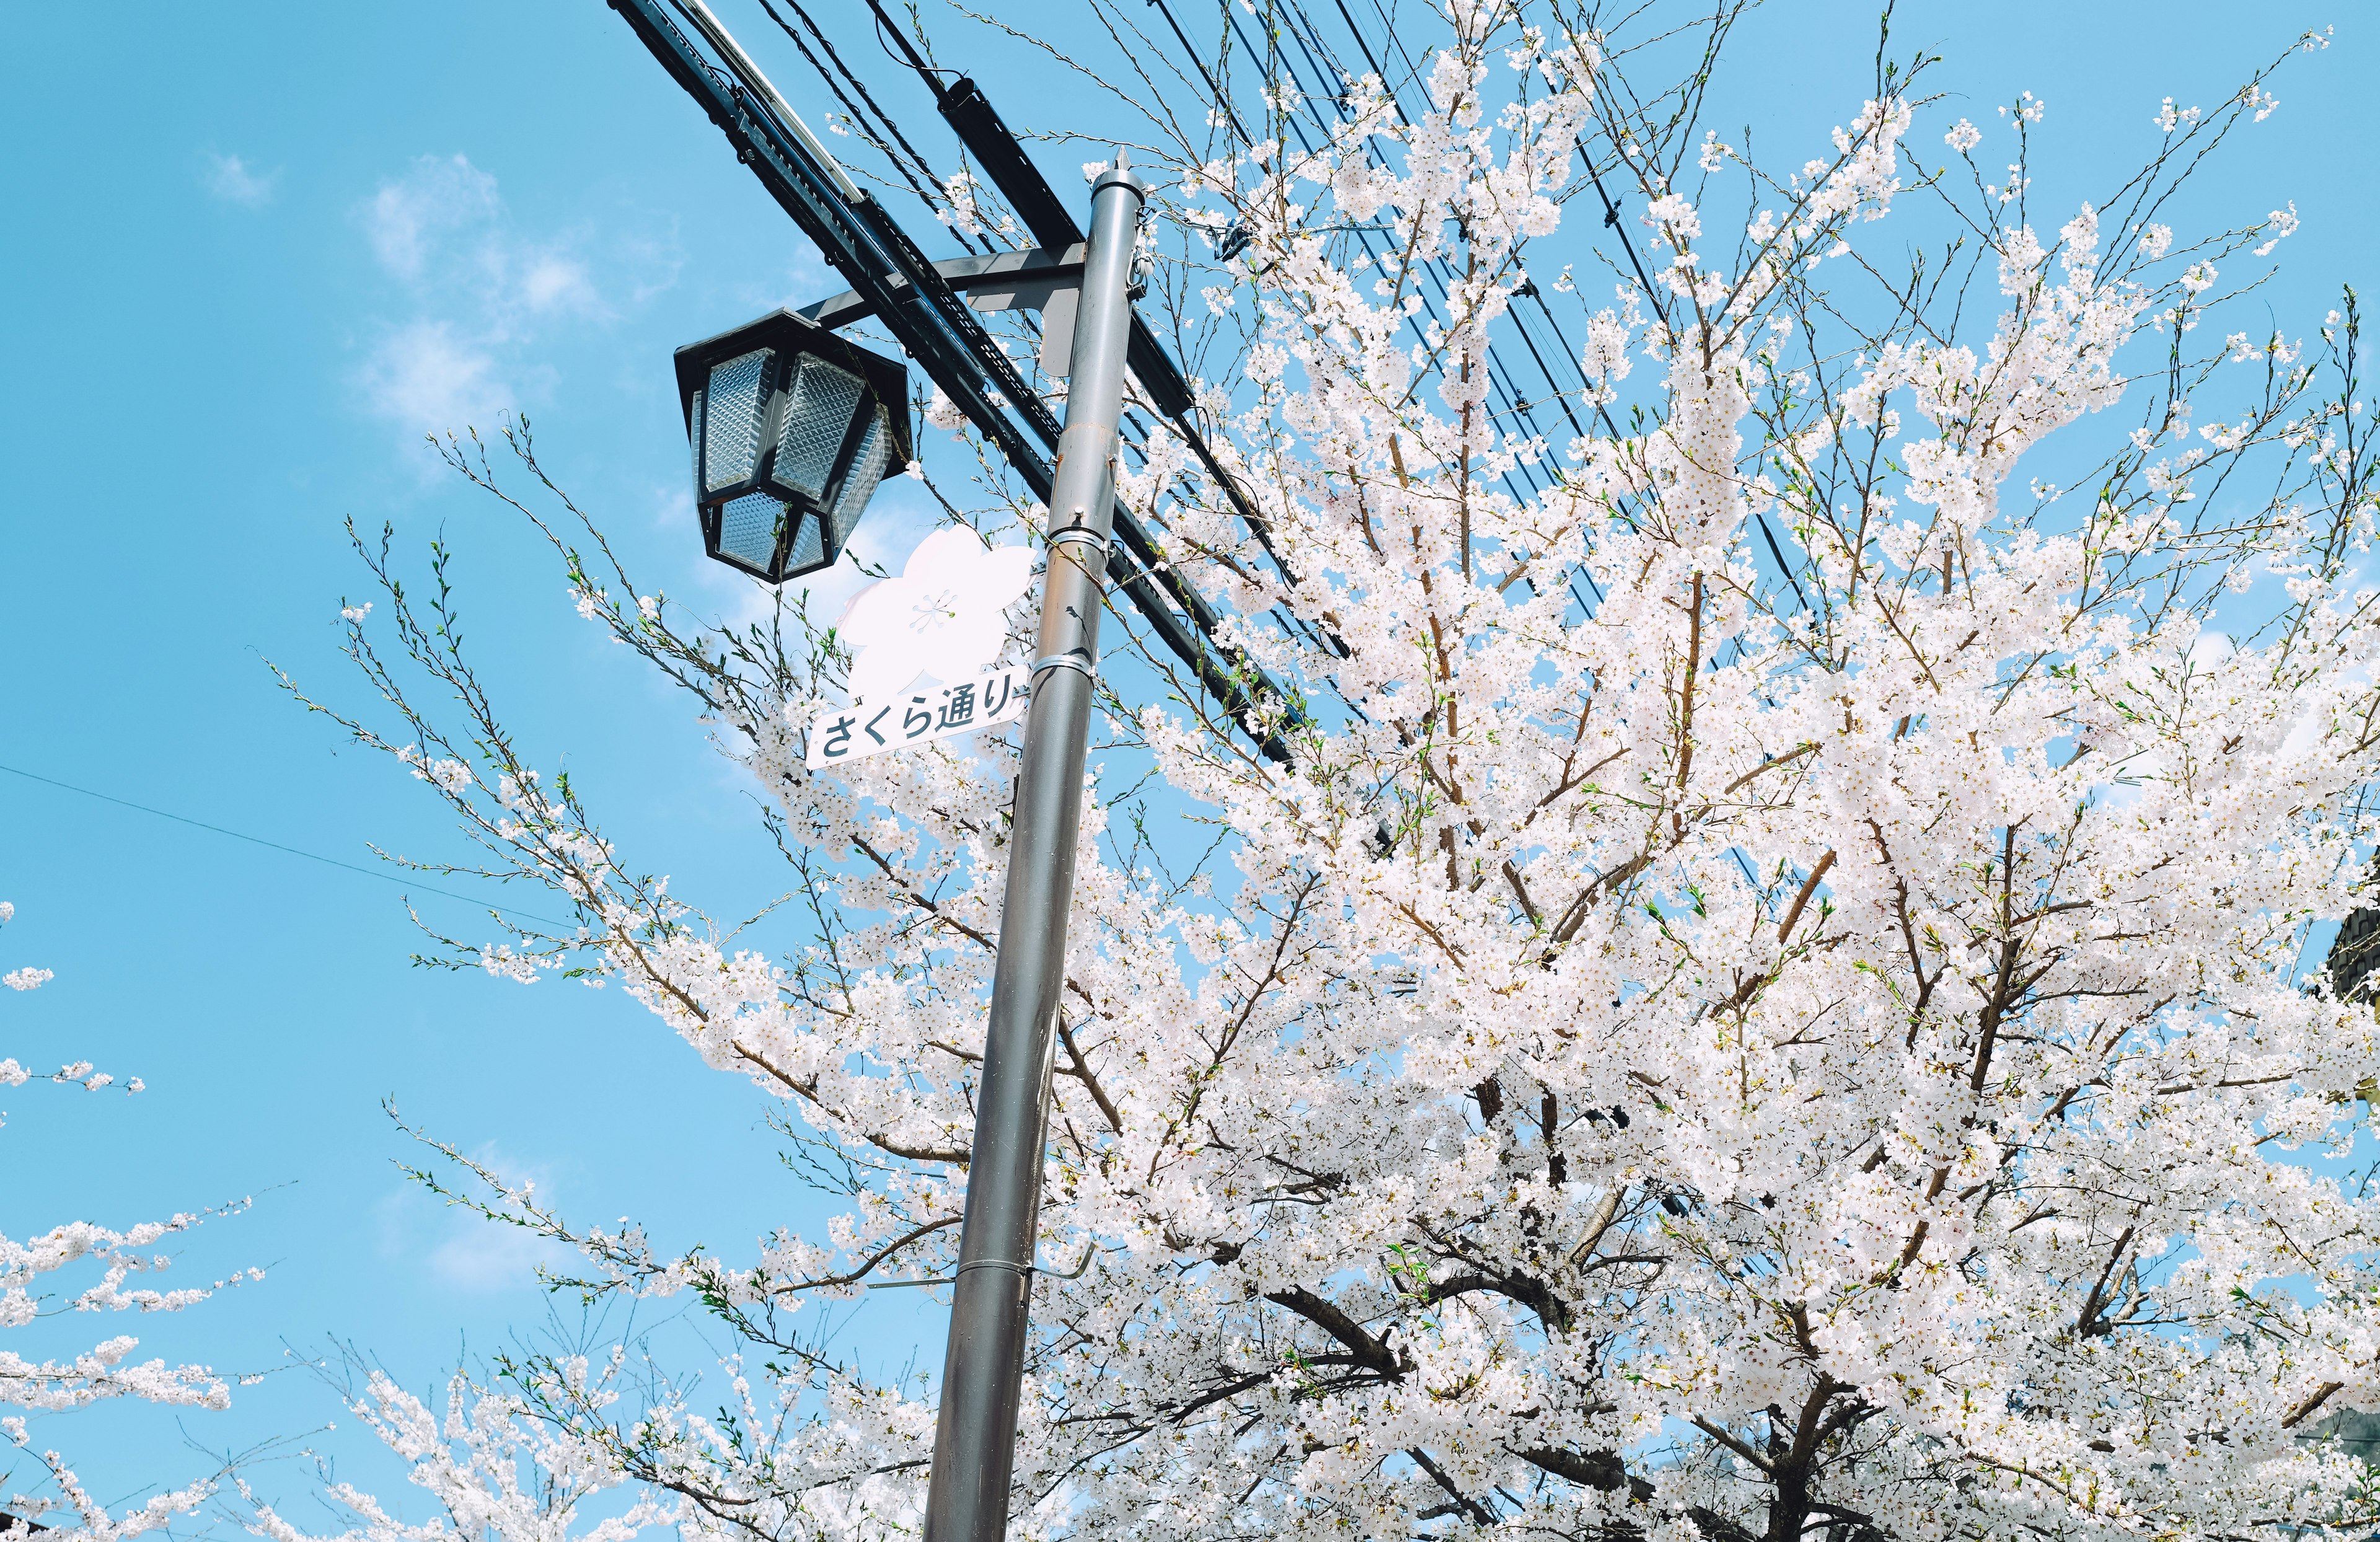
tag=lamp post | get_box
[674,148,1147,1538]
[918,150,1144,1542]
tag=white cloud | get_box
[359,319,511,436]
[353,154,674,449]
[366,153,500,281]
[428,1210,568,1292]
[361,154,611,324]
[204,152,278,209]
[521,253,600,315]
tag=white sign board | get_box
[806,527,1040,769]
[839,528,1036,705]
[805,666,1032,769]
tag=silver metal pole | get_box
[920,149,1145,1542]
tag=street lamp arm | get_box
[798,245,1088,332]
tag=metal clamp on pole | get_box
[921,148,1147,1542]
[951,1258,1035,1281]
[1045,524,1110,561]
[1030,653,1098,684]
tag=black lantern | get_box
[673,309,913,583]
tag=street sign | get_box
[839,527,1035,705]
[804,664,1031,769]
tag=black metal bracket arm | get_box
[802,245,1091,374]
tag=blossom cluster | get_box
[2,900,239,1542]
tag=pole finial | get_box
[1092,146,1145,197]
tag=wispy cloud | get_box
[359,319,511,440]
[204,151,278,209]
[428,1209,568,1292]
[376,1142,570,1294]
[364,153,499,281]
[353,153,677,448]
[521,253,600,315]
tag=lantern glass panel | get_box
[787,509,827,575]
[689,386,705,491]
[703,349,773,492]
[828,408,893,553]
[775,355,865,500]
[717,491,787,572]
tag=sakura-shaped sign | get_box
[806,526,1036,768]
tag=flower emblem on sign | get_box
[838,526,1034,704]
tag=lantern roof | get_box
[672,308,913,467]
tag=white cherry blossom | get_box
[3,899,242,1542]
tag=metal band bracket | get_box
[953,1258,1036,1280]
[1046,525,1111,562]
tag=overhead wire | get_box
[1307,0,1809,616]
[1269,0,1595,504]
[1176,0,1620,652]
[811,4,1805,979]
[1141,0,1602,630]
[860,0,949,94]
[753,0,994,253]
[777,0,1805,716]
[675,0,1304,761]
[0,762,571,928]
[804,1,1814,938]
[1212,1,1556,514]
[1221,0,1598,588]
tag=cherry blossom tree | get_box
[2,901,245,1542]
[293,2,2380,1536]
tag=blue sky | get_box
[3,0,2374,1527]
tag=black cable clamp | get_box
[1046,525,1111,563]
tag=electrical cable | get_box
[1230,1,1564,542]
[1268,0,1636,618]
[1147,0,1251,142]
[819,31,1273,652]
[1119,0,1577,623]
[861,0,950,101]
[0,762,571,927]
[1287,2,1606,442]
[778,0,938,183]
[847,21,1333,641]
[752,0,990,252]
[625,0,1308,762]
[1213,53,1491,452]
[1192,0,1600,643]
[1223,0,1565,516]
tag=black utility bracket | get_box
[801,245,1090,374]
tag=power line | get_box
[0,762,571,928]
[755,0,992,253]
